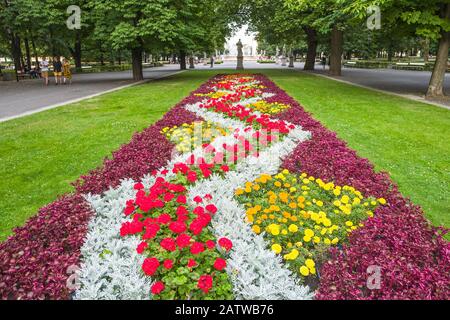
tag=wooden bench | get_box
[16,71,31,80]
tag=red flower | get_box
[205,240,215,249]
[189,220,203,235]
[193,206,205,215]
[187,171,197,183]
[163,259,174,270]
[160,238,176,252]
[124,205,135,216]
[220,165,229,172]
[176,206,188,216]
[205,204,217,214]
[176,195,187,204]
[134,182,144,190]
[213,258,227,271]
[197,275,213,293]
[187,259,197,268]
[164,193,175,202]
[204,194,212,200]
[218,237,233,251]
[190,242,205,255]
[151,281,165,295]
[157,213,171,225]
[169,221,186,234]
[176,233,191,248]
[136,241,148,254]
[193,196,203,203]
[142,257,159,276]
[143,224,160,240]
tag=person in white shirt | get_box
[39,58,49,86]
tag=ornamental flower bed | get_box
[0,73,448,300]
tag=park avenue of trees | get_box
[1,0,449,97]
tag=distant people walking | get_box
[62,59,72,85]
[53,57,62,85]
[210,56,214,68]
[39,58,49,86]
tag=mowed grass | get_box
[0,72,214,241]
[0,69,449,242]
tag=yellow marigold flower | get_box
[297,196,305,203]
[235,188,244,196]
[288,224,298,233]
[371,200,377,206]
[304,229,314,237]
[269,214,275,220]
[295,242,303,247]
[333,200,341,207]
[331,237,339,244]
[303,236,312,242]
[271,244,282,254]
[299,266,310,276]
[367,211,374,217]
[289,202,297,209]
[341,195,350,204]
[313,236,321,243]
[279,192,289,203]
[324,238,331,245]
[267,224,280,236]
[378,198,387,205]
[274,181,282,187]
[252,225,261,234]
[305,259,315,269]
[302,179,310,185]
[284,249,299,260]
[245,187,252,193]
[316,200,324,207]
[310,267,316,275]
[345,221,353,227]
[290,187,297,193]
[291,215,298,222]
[281,229,288,235]
[282,169,289,175]
[353,197,361,205]
[333,188,341,196]
[253,184,261,191]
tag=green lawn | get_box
[0,69,449,242]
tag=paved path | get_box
[0,65,180,121]
[1,61,448,122]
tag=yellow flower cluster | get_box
[248,100,290,114]
[194,91,229,99]
[235,169,386,281]
[161,121,229,153]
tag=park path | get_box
[0,65,181,122]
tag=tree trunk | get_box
[303,27,317,70]
[189,56,195,69]
[423,38,430,63]
[427,4,450,97]
[10,33,22,80]
[329,26,343,76]
[30,32,39,67]
[179,50,187,70]
[73,31,82,70]
[24,37,32,70]
[131,46,144,81]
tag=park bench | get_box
[16,70,31,80]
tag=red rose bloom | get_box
[160,238,176,252]
[204,194,212,200]
[220,165,229,172]
[218,237,233,251]
[193,206,205,215]
[193,196,203,203]
[142,257,159,276]
[197,275,213,293]
[163,259,174,270]
[205,204,217,214]
[205,240,215,249]
[213,258,227,271]
[190,242,205,255]
[187,259,197,268]
[176,233,191,248]
[176,206,188,216]
[189,220,203,235]
[151,281,165,295]
[169,221,186,234]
